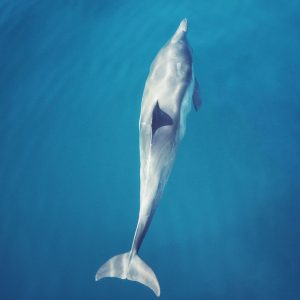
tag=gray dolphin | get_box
[95,18,201,297]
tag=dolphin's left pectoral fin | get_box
[151,101,173,136]
[193,78,201,111]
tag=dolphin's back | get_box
[95,18,198,298]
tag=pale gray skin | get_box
[95,19,200,297]
[131,18,200,257]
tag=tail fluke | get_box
[95,252,160,297]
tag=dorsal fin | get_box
[193,78,201,111]
[152,101,173,136]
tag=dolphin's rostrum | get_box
[95,18,201,297]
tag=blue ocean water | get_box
[1,0,300,299]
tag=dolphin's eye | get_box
[151,101,173,136]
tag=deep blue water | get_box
[1,1,300,299]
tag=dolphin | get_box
[95,18,201,297]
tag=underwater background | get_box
[1,0,300,299]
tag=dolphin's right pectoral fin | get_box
[193,78,201,111]
[152,101,173,136]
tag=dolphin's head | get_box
[178,18,188,32]
[171,18,188,43]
